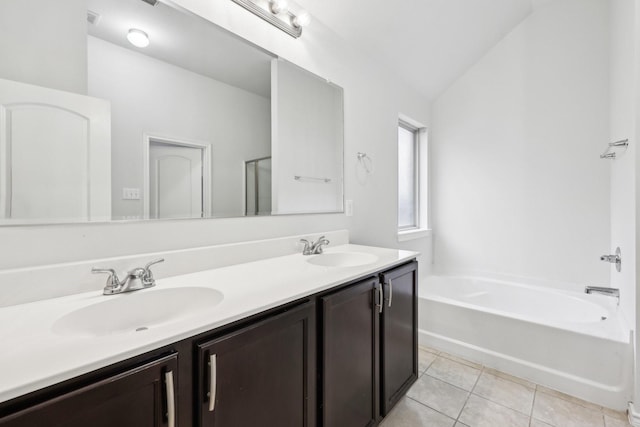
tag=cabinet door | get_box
[380,261,418,415]
[321,277,380,427]
[197,302,316,427]
[0,353,178,427]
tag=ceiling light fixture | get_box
[269,0,288,14]
[127,28,150,48]
[292,11,310,28]
[231,0,310,38]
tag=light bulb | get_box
[269,0,288,14]
[127,29,150,48]
[292,11,310,28]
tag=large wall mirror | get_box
[0,0,344,224]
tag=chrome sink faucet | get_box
[585,286,620,305]
[300,236,330,255]
[92,258,165,295]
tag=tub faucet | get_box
[92,258,165,295]
[299,236,330,255]
[585,286,620,305]
[600,247,622,272]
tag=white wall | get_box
[431,0,610,286]
[0,0,431,273]
[608,2,640,415]
[88,37,271,219]
[631,0,640,415]
[610,0,637,339]
[0,0,87,94]
[271,59,343,214]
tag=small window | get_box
[398,121,419,229]
[397,117,429,240]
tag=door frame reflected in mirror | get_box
[142,133,212,220]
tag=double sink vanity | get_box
[0,240,418,427]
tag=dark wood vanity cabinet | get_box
[320,261,418,426]
[321,276,381,427]
[0,260,416,427]
[379,261,418,415]
[0,353,178,427]
[196,302,316,427]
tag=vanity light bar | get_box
[230,0,306,38]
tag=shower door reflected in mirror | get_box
[245,157,272,216]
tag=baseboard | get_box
[629,402,640,427]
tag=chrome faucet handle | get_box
[144,258,165,270]
[91,268,123,293]
[299,239,312,255]
[311,236,330,254]
[142,258,164,286]
[600,247,622,272]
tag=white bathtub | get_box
[419,275,633,410]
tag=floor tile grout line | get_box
[453,365,483,423]
[404,395,459,425]
[529,388,538,427]
[468,388,535,418]
[424,372,475,394]
[468,365,536,418]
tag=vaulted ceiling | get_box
[294,0,537,100]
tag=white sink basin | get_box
[306,252,379,268]
[52,287,224,337]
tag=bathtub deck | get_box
[379,346,631,427]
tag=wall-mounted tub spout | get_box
[600,247,621,272]
[585,286,620,305]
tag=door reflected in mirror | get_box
[146,136,211,220]
[0,0,344,225]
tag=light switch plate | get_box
[122,187,141,200]
[345,199,353,216]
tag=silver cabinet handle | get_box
[208,354,217,412]
[388,279,393,308]
[165,370,175,427]
[376,283,383,314]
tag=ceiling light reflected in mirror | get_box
[127,28,150,48]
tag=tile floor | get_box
[380,346,632,427]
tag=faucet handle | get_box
[299,239,312,255]
[312,236,330,254]
[144,258,165,270]
[142,258,164,286]
[91,268,122,290]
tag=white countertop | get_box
[0,244,417,404]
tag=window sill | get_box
[397,228,432,242]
